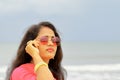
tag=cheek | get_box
[53,43,57,46]
[41,42,48,45]
[38,45,46,55]
[54,47,57,53]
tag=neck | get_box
[42,59,49,64]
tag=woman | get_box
[6,21,66,80]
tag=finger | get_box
[25,42,34,53]
[33,39,39,48]
[25,44,30,53]
[27,40,33,45]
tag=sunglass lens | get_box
[52,37,60,43]
[40,36,48,44]
[40,36,60,46]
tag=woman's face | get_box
[36,27,58,62]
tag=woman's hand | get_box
[25,40,40,58]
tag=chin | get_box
[49,56,55,59]
[44,55,54,60]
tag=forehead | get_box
[38,27,55,36]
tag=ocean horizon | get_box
[1,41,120,65]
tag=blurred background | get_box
[0,0,120,80]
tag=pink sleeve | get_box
[11,67,36,80]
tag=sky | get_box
[0,0,120,43]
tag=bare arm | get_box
[25,40,55,80]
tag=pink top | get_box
[10,63,56,80]
[11,63,36,80]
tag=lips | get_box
[46,48,54,52]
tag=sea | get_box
[0,42,120,80]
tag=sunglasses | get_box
[39,36,60,46]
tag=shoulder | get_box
[11,63,36,80]
[13,63,34,73]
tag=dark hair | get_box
[6,21,66,80]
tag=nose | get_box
[47,39,54,46]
